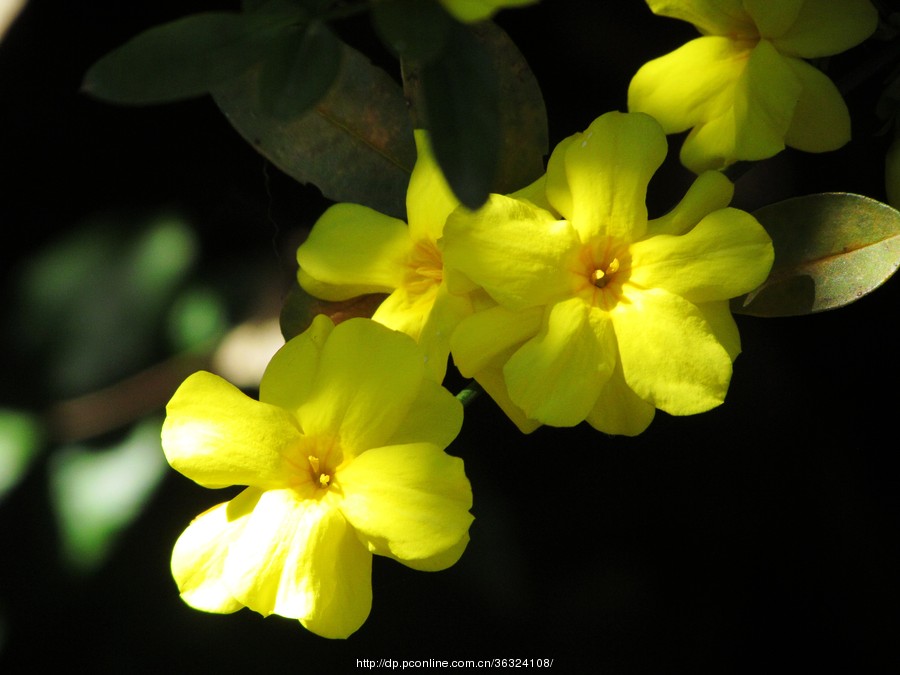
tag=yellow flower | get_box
[297,130,471,382]
[443,112,774,435]
[162,316,473,639]
[628,0,878,172]
[439,0,537,23]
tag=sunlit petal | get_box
[259,314,333,414]
[782,57,850,152]
[647,171,734,237]
[585,364,656,437]
[162,371,299,490]
[406,130,459,242]
[772,0,878,58]
[338,443,473,562]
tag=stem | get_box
[455,380,483,408]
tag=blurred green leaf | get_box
[13,213,197,397]
[372,0,454,63]
[82,12,277,105]
[166,287,229,353]
[258,20,343,119]
[280,281,386,341]
[0,409,44,503]
[403,21,548,208]
[213,40,416,218]
[49,417,168,573]
[733,193,900,317]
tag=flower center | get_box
[592,257,620,289]
[405,239,443,294]
[288,436,342,499]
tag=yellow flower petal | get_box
[162,371,300,490]
[585,364,656,437]
[558,112,666,242]
[406,130,459,242]
[412,282,474,382]
[171,491,260,614]
[742,0,802,39]
[629,207,774,303]
[384,378,463,449]
[646,0,754,37]
[732,40,802,159]
[259,314,332,414]
[696,300,741,362]
[296,203,411,300]
[505,298,617,426]
[612,288,733,415]
[473,364,543,434]
[442,194,580,311]
[450,302,542,376]
[337,443,473,562]
[628,36,750,135]
[647,170,734,236]
[771,0,878,59]
[297,318,426,455]
[222,489,372,639]
[782,57,850,153]
[400,533,470,572]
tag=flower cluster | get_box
[628,0,878,172]
[298,112,774,435]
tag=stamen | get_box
[592,257,620,289]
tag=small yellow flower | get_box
[297,130,471,382]
[439,0,537,23]
[628,0,878,172]
[162,316,473,639]
[443,112,774,435]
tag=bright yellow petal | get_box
[559,112,666,242]
[407,130,459,242]
[628,36,750,134]
[384,377,463,450]
[259,314,333,414]
[297,318,426,455]
[171,490,261,614]
[732,40,802,159]
[585,364,656,436]
[505,298,617,426]
[629,207,774,303]
[782,57,850,153]
[162,371,299,490]
[442,194,580,311]
[297,203,411,300]
[544,134,577,221]
[337,443,473,563]
[647,171,734,237]
[400,532,470,571]
[222,489,372,639]
[742,0,802,39]
[450,302,542,376]
[612,288,733,415]
[414,282,473,382]
[511,174,557,215]
[474,364,543,434]
[696,300,741,362]
[772,0,878,58]
[646,0,755,37]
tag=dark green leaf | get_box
[280,282,387,341]
[403,21,548,208]
[404,21,501,209]
[213,40,416,218]
[733,193,900,317]
[372,0,454,63]
[258,21,343,119]
[82,13,269,105]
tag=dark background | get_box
[2,1,899,672]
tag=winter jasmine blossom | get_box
[162,316,473,639]
[628,0,878,172]
[297,130,471,382]
[443,112,774,435]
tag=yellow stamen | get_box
[592,257,620,288]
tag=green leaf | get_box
[403,21,548,208]
[213,40,416,218]
[372,0,454,63]
[0,409,44,504]
[733,193,900,317]
[258,21,343,119]
[280,282,387,341]
[82,12,271,105]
